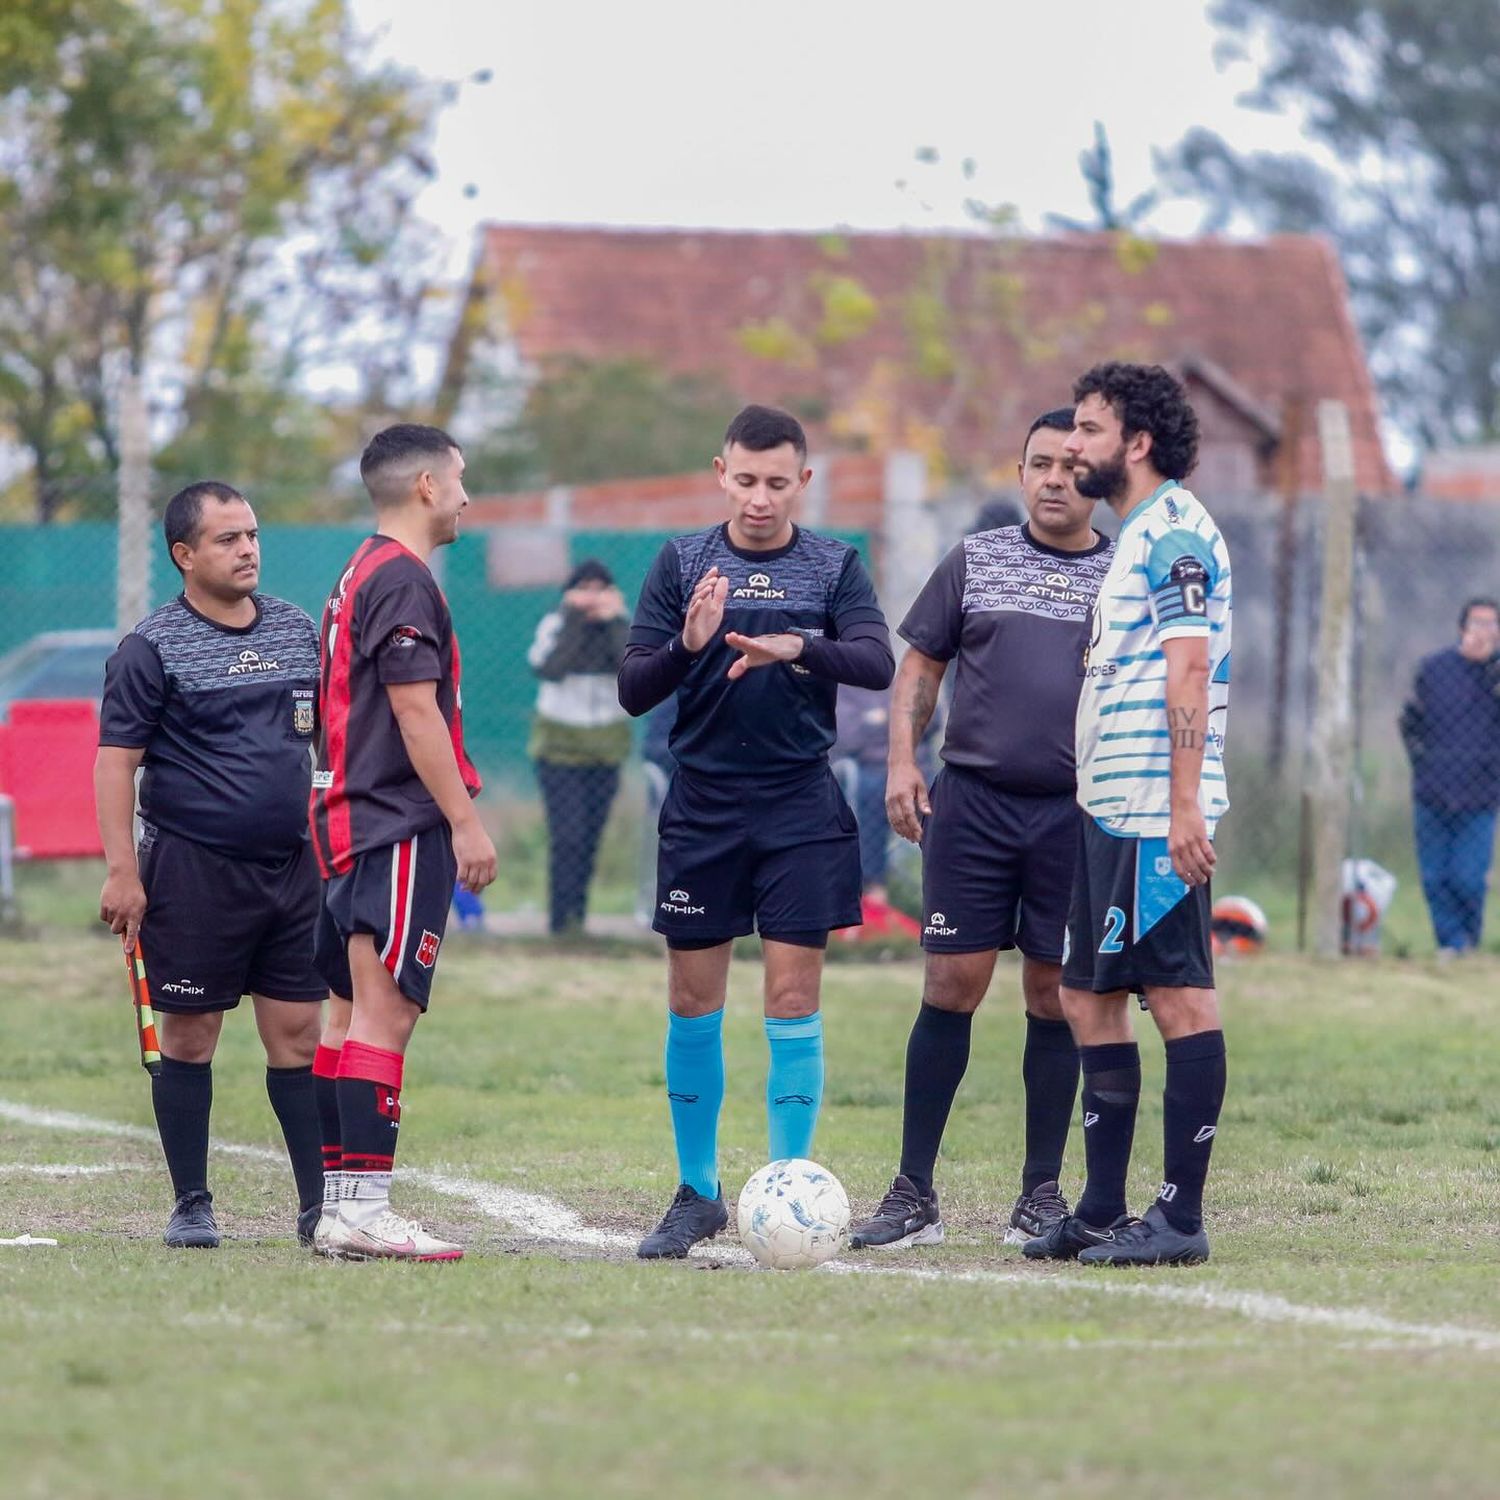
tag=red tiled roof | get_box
[477,224,1393,495]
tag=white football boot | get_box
[321,1208,463,1262]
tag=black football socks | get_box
[1157,1030,1227,1233]
[898,1003,974,1194]
[1074,1042,1141,1227]
[265,1063,323,1215]
[1020,1013,1080,1195]
[152,1055,212,1199]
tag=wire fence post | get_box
[116,368,152,635]
[879,449,933,630]
[1268,393,1305,778]
[1307,399,1357,958]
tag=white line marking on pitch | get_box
[0,1162,147,1177]
[4,1097,1497,1352]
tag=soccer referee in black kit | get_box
[96,482,325,1250]
[619,404,894,1258]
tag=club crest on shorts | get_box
[414,929,441,968]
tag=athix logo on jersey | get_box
[924,911,958,937]
[161,980,205,996]
[732,571,787,601]
[228,649,279,674]
[1025,572,1095,609]
[660,888,706,916]
[1083,1111,1100,1128]
[414,930,441,968]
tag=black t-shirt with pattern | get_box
[627,523,889,778]
[98,593,320,860]
[899,523,1114,795]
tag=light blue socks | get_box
[765,1012,824,1161]
[665,1009,724,1199]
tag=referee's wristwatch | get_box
[786,628,816,657]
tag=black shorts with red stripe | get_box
[313,824,456,1010]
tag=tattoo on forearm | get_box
[909,675,937,737]
[1168,706,1203,751]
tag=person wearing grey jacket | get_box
[528,559,632,933]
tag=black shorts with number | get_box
[137,825,325,1013]
[654,764,862,947]
[314,824,456,1011]
[919,768,1078,960]
[1061,816,1215,994]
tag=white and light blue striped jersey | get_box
[1075,481,1231,838]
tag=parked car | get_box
[0,629,116,721]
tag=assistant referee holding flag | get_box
[96,482,326,1249]
[619,404,894,1259]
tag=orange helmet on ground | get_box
[1211,895,1268,956]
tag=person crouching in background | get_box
[528,559,632,934]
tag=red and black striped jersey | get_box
[310,536,481,876]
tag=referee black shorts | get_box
[1061,816,1215,995]
[918,767,1078,961]
[136,825,325,1013]
[653,765,862,948]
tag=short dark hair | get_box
[723,404,807,464]
[359,423,461,507]
[1460,597,1500,629]
[1023,406,1075,459]
[1072,362,1199,482]
[163,481,245,575]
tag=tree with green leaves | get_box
[1160,0,1500,447]
[0,0,445,521]
[460,356,736,491]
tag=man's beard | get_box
[1072,443,1129,503]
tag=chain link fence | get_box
[0,495,867,936]
[8,476,1500,953]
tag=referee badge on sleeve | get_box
[292,690,315,736]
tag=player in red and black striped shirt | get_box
[308,424,497,1261]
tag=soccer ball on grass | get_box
[736,1158,850,1270]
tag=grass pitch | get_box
[3,882,1499,1498]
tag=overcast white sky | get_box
[355,0,1307,251]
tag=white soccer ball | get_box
[736,1158,850,1270]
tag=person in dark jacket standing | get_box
[528,559,632,934]
[1401,598,1500,956]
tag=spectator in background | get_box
[528,560,631,934]
[1400,597,1500,957]
[833,683,919,939]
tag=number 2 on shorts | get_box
[1099,905,1126,954]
